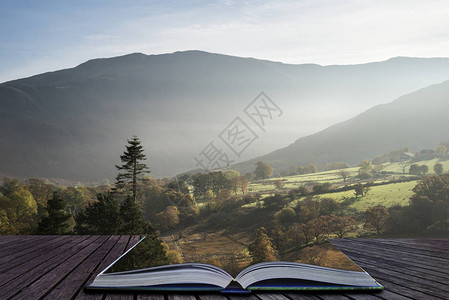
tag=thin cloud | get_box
[1,0,449,82]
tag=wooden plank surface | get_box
[0,236,447,300]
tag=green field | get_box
[248,167,360,193]
[294,180,418,211]
[246,156,448,195]
[383,158,449,174]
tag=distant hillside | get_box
[233,80,449,174]
[1,51,449,182]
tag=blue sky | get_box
[1,0,449,82]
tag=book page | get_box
[105,235,362,277]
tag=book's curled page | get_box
[87,236,383,292]
[235,262,382,290]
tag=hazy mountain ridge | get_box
[1,51,449,182]
[233,80,449,174]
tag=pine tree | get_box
[115,136,150,202]
[36,191,72,234]
[75,193,121,234]
[119,197,152,234]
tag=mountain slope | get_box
[233,80,449,174]
[1,51,449,182]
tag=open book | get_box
[87,237,383,293]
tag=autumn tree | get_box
[325,162,350,171]
[192,173,211,199]
[254,161,273,180]
[328,216,357,238]
[421,165,429,175]
[354,183,369,198]
[409,164,421,175]
[115,136,150,202]
[409,174,449,231]
[36,191,72,234]
[162,189,199,216]
[297,197,320,222]
[248,227,278,264]
[287,223,305,251]
[0,178,38,234]
[358,160,373,179]
[243,172,255,181]
[399,160,410,174]
[209,171,231,196]
[270,221,288,256]
[61,186,89,215]
[226,170,240,194]
[155,206,180,231]
[337,169,350,182]
[274,207,296,225]
[25,178,54,208]
[307,216,329,243]
[435,144,448,154]
[364,205,389,234]
[239,177,250,194]
[273,179,285,189]
[166,250,183,264]
[434,163,444,175]
[304,163,318,174]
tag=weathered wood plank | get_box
[0,235,88,286]
[368,290,413,300]
[281,293,322,300]
[0,235,44,256]
[346,239,449,259]
[353,261,449,296]
[0,235,97,299]
[332,239,449,267]
[316,294,353,300]
[357,266,447,300]
[334,250,448,284]
[228,294,259,300]
[334,248,449,298]
[198,293,229,300]
[43,235,121,300]
[75,235,132,300]
[136,294,165,300]
[0,235,72,273]
[125,235,142,251]
[10,235,107,300]
[331,240,449,274]
[167,294,197,300]
[374,238,449,252]
[104,293,135,300]
[256,293,291,300]
[0,235,18,245]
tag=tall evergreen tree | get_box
[119,197,152,234]
[115,136,150,202]
[36,191,72,234]
[75,193,121,234]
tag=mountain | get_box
[1,51,449,182]
[233,80,449,174]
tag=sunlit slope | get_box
[235,80,449,174]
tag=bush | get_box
[264,194,287,208]
[274,207,297,225]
